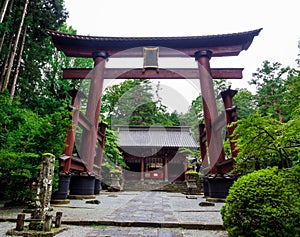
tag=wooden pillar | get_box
[141,158,144,181]
[220,88,238,158]
[183,162,187,181]
[95,122,108,176]
[62,90,84,173]
[99,123,107,170]
[16,214,25,231]
[198,124,207,163]
[195,50,225,174]
[80,52,108,172]
[164,158,169,182]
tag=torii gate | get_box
[48,28,261,199]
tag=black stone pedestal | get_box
[208,174,234,198]
[69,174,95,195]
[51,174,71,200]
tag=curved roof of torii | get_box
[47,28,262,58]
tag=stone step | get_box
[123,181,189,192]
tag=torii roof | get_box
[47,28,262,58]
[116,126,199,148]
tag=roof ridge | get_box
[47,28,262,41]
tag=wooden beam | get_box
[61,45,245,58]
[63,68,243,80]
[77,111,92,131]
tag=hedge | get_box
[221,166,300,237]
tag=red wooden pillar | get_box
[61,90,85,172]
[141,158,144,181]
[195,50,225,174]
[198,124,207,163]
[96,122,108,176]
[220,88,238,158]
[164,158,169,182]
[80,51,108,172]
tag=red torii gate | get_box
[48,28,261,199]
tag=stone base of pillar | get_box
[203,176,209,197]
[94,178,101,194]
[207,173,235,198]
[69,174,95,195]
[51,174,71,200]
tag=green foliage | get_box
[232,112,300,175]
[185,170,198,175]
[102,126,126,168]
[20,24,92,115]
[0,0,69,111]
[0,93,70,202]
[284,69,300,113]
[250,61,292,122]
[221,166,300,237]
[0,151,40,202]
[232,88,257,119]
[101,79,180,126]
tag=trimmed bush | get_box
[221,166,300,237]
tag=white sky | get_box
[64,0,300,112]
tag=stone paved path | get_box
[105,192,177,223]
[0,191,228,237]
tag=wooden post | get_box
[183,162,188,181]
[220,88,238,158]
[54,212,63,228]
[198,124,208,165]
[195,50,225,174]
[164,158,169,182]
[141,158,144,181]
[80,52,108,172]
[96,122,108,176]
[43,214,52,231]
[62,90,84,173]
[16,213,25,231]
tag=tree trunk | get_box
[0,0,10,22]
[10,26,27,98]
[0,0,14,54]
[271,86,283,123]
[0,32,6,54]
[0,36,13,90]
[1,0,29,92]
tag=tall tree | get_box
[232,113,300,176]
[1,0,28,92]
[0,0,10,22]
[101,79,180,127]
[0,0,68,113]
[232,88,257,119]
[10,26,27,98]
[250,61,291,122]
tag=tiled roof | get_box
[116,126,199,148]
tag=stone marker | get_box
[29,153,55,231]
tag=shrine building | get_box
[117,126,199,185]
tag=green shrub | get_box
[0,94,70,203]
[221,166,300,237]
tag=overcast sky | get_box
[63,0,300,112]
